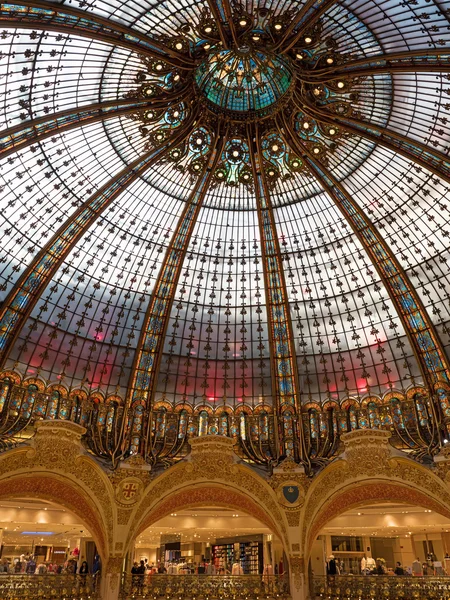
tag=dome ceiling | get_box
[0,0,450,417]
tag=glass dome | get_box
[0,0,449,425]
[195,47,293,117]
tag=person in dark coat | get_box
[327,555,337,576]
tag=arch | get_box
[133,483,286,553]
[0,370,21,385]
[22,377,45,392]
[125,436,290,557]
[305,479,450,561]
[0,473,108,558]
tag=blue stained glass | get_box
[195,48,292,115]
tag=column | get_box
[100,556,125,600]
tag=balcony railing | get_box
[313,575,450,599]
[119,573,290,599]
[0,573,100,599]
[0,376,447,470]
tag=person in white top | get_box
[231,562,243,575]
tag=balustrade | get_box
[0,573,99,599]
[313,575,450,599]
[119,573,289,600]
[0,376,446,470]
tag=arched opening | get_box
[0,492,103,595]
[306,482,450,599]
[122,485,290,599]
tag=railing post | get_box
[100,557,125,600]
[289,556,310,600]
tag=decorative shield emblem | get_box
[116,477,142,506]
[282,485,299,504]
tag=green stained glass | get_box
[195,46,293,115]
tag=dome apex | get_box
[195,47,293,120]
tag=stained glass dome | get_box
[195,47,293,117]
[1,0,450,468]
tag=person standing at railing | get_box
[206,561,216,575]
[327,555,337,577]
[0,558,10,574]
[231,561,243,575]
[26,556,36,574]
[394,562,404,576]
[78,560,89,588]
[131,561,140,588]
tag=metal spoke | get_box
[1,0,195,68]
[0,88,192,159]
[307,49,450,79]
[0,99,147,160]
[279,0,338,53]
[248,125,309,465]
[300,100,450,185]
[205,0,228,47]
[222,0,238,47]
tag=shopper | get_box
[0,559,9,574]
[412,558,422,576]
[78,560,89,586]
[394,562,404,576]
[374,560,385,575]
[327,555,337,576]
[26,557,36,574]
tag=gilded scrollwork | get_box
[0,421,115,556]
[127,436,291,553]
[301,429,450,557]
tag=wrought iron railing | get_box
[313,575,450,599]
[119,573,290,599]
[0,376,448,470]
[0,573,100,599]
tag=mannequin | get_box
[366,556,376,573]
[361,555,367,575]
[231,562,243,575]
